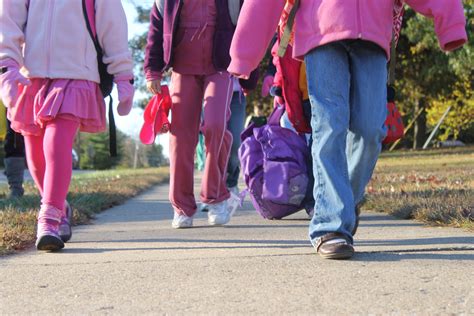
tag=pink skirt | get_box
[8,78,106,136]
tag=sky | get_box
[113,0,171,156]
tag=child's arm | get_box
[228,0,285,79]
[0,0,28,65]
[95,0,133,76]
[144,3,165,82]
[404,0,467,51]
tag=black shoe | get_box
[36,235,64,251]
[315,232,354,260]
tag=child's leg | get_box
[226,91,246,189]
[200,72,233,204]
[41,118,79,210]
[33,118,78,250]
[169,72,205,217]
[345,41,387,206]
[305,42,355,243]
[23,132,46,196]
[4,119,26,197]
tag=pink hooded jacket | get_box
[0,0,133,83]
[228,0,468,78]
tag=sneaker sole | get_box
[318,248,354,260]
[171,224,193,229]
[36,235,65,251]
[208,218,230,226]
[208,222,225,226]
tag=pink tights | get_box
[24,118,79,211]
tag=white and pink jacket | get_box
[0,0,133,82]
[228,0,468,77]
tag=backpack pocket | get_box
[262,160,308,206]
[258,126,309,206]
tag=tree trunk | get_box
[413,100,427,149]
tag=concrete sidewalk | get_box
[1,182,473,314]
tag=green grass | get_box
[0,168,169,255]
[364,147,473,230]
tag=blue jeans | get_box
[226,91,247,188]
[305,40,387,244]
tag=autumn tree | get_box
[395,2,473,147]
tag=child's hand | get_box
[261,75,274,97]
[147,80,162,95]
[114,74,135,116]
[0,60,31,108]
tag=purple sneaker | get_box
[59,202,73,242]
[36,205,64,251]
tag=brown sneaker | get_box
[314,232,354,260]
[351,205,361,236]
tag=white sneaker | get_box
[207,200,230,226]
[172,212,193,229]
[227,192,241,217]
[228,186,239,196]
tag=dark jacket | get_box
[144,0,258,90]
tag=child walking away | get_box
[226,76,258,197]
[0,0,134,251]
[229,0,467,259]
[145,0,257,228]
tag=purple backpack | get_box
[239,105,313,219]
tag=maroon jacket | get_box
[144,0,258,89]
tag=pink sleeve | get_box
[0,0,28,65]
[228,0,285,78]
[95,0,134,76]
[145,70,163,82]
[404,0,467,51]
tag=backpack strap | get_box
[277,0,299,58]
[82,0,117,157]
[388,2,405,85]
[228,0,241,26]
[388,36,397,86]
[267,104,286,126]
[82,0,98,46]
[108,97,117,157]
